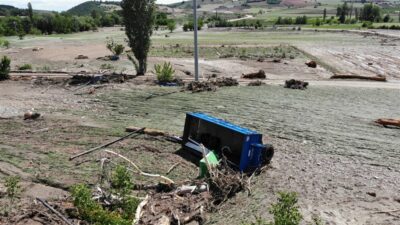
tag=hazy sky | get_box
[1,0,182,11]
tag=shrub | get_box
[0,39,10,48]
[270,192,302,225]
[18,64,32,70]
[154,62,175,83]
[71,184,131,225]
[0,56,11,80]
[106,38,125,56]
[101,64,114,70]
[5,176,20,203]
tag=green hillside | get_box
[67,1,121,16]
[0,5,27,16]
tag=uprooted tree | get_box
[121,0,156,75]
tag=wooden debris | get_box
[166,163,180,175]
[69,127,145,160]
[242,70,266,79]
[104,150,175,184]
[284,79,309,90]
[331,74,387,82]
[375,118,400,128]
[126,127,167,137]
[36,198,74,225]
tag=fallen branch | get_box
[133,195,149,225]
[166,163,180,175]
[375,118,400,128]
[331,74,387,82]
[104,150,175,184]
[69,127,145,160]
[36,198,75,225]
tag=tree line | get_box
[0,4,122,36]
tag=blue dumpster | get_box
[182,112,273,171]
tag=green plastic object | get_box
[199,151,219,178]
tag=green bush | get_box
[270,192,302,225]
[167,20,176,33]
[154,62,175,83]
[71,184,131,225]
[106,38,125,56]
[5,176,20,203]
[0,56,11,80]
[0,39,10,48]
[18,64,32,70]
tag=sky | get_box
[0,0,182,11]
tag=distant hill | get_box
[0,4,27,16]
[67,1,121,16]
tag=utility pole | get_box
[193,0,199,81]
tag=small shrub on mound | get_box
[154,62,175,83]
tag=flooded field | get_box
[100,85,400,169]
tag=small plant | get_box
[0,39,10,48]
[0,56,11,80]
[5,176,20,204]
[106,38,125,57]
[71,184,131,225]
[154,62,175,83]
[101,64,114,70]
[111,165,133,196]
[18,64,32,70]
[270,192,302,225]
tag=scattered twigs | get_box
[166,162,180,175]
[69,127,145,160]
[36,198,75,225]
[104,150,175,184]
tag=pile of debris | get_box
[305,61,317,68]
[68,73,133,85]
[284,79,309,90]
[185,77,238,93]
[242,70,266,79]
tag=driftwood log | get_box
[331,74,387,82]
[375,119,400,128]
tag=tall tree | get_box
[323,8,327,21]
[121,0,156,75]
[27,2,33,22]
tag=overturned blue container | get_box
[182,112,273,172]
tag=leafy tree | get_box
[360,3,381,22]
[121,0,156,75]
[167,20,176,33]
[337,2,349,23]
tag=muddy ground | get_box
[0,28,400,225]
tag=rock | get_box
[272,58,281,63]
[367,192,376,197]
[305,61,317,68]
